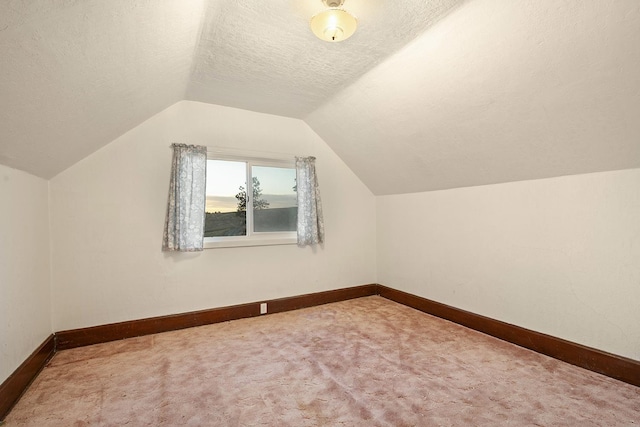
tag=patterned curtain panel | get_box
[296,156,324,247]
[162,144,207,252]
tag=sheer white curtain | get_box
[296,156,324,247]
[162,144,207,252]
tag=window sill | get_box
[203,234,297,249]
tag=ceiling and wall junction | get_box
[1,0,639,194]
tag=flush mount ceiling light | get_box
[310,0,358,43]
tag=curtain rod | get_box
[169,144,311,162]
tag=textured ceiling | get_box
[0,0,206,178]
[187,0,463,118]
[307,0,640,194]
[1,0,639,195]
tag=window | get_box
[204,151,297,248]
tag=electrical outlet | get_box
[260,303,267,314]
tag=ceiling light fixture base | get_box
[310,0,357,43]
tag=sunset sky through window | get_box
[206,160,296,213]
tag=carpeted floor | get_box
[4,296,640,426]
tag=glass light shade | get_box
[310,8,357,42]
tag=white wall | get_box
[50,101,377,331]
[0,165,52,384]
[377,168,640,361]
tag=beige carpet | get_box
[5,296,640,426]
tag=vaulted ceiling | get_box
[1,0,639,194]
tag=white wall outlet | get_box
[260,303,267,314]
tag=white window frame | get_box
[204,148,297,249]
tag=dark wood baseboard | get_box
[0,334,55,421]
[267,284,378,314]
[57,284,378,350]
[378,285,640,388]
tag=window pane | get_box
[205,160,247,237]
[252,166,297,232]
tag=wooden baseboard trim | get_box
[267,284,378,314]
[0,334,55,421]
[378,285,640,387]
[56,284,378,350]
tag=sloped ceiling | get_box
[1,0,639,195]
[307,0,640,194]
[187,0,462,118]
[0,0,207,179]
